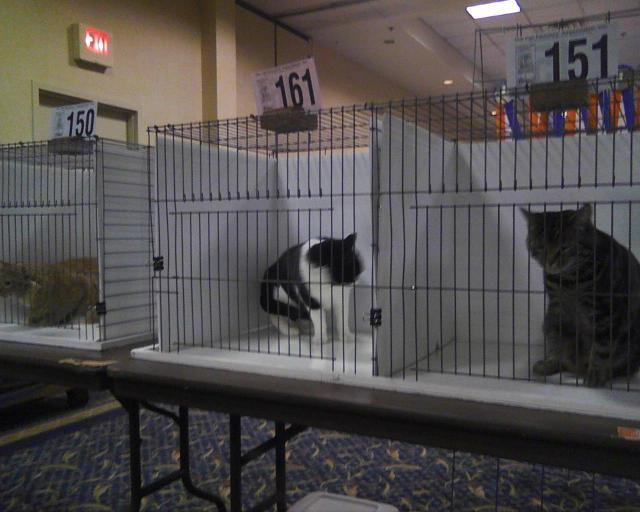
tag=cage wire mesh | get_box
[0,137,154,348]
[151,76,640,391]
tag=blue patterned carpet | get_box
[1,400,640,511]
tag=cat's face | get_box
[308,233,363,284]
[0,263,31,297]
[521,205,591,275]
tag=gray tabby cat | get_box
[522,204,640,387]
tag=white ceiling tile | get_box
[244,0,640,96]
[474,12,530,30]
[524,3,584,24]
[445,33,477,50]
[578,0,640,16]
[519,0,579,8]
[486,32,509,52]
[426,17,477,38]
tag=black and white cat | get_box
[260,233,363,343]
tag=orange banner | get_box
[636,88,640,129]
[528,106,547,137]
[495,103,506,139]
[564,110,577,133]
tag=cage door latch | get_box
[153,256,164,272]
[369,308,382,327]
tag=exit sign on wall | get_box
[72,23,114,68]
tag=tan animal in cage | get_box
[0,257,99,326]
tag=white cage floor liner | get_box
[421,338,640,392]
[133,335,640,423]
[0,322,149,351]
[290,492,398,512]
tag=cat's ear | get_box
[344,233,357,246]
[576,204,592,224]
[308,239,332,266]
[308,242,321,265]
[519,207,531,223]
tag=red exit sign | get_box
[84,27,109,55]
[73,23,113,68]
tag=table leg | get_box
[275,422,286,512]
[119,398,142,512]
[230,415,242,512]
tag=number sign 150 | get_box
[545,34,608,82]
[66,108,96,137]
[50,102,98,139]
[274,68,316,108]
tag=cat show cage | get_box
[136,77,640,420]
[0,137,153,349]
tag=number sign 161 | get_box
[274,68,316,108]
[252,58,323,114]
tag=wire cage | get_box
[0,137,154,349]
[140,76,640,416]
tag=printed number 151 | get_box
[544,34,608,82]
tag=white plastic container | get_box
[289,492,399,512]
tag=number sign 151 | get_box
[253,58,323,115]
[544,33,608,82]
[508,24,618,87]
[49,101,98,139]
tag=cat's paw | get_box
[584,365,611,388]
[341,332,357,343]
[532,357,561,376]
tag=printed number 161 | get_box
[274,69,316,108]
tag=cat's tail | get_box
[260,281,307,321]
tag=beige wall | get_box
[0,0,411,144]
[200,0,237,121]
[0,0,202,143]
[235,7,412,118]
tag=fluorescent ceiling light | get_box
[443,79,454,85]
[466,0,520,19]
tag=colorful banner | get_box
[495,86,638,139]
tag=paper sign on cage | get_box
[252,58,323,115]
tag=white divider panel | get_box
[376,114,640,378]
[0,149,98,334]
[100,141,153,343]
[155,136,275,351]
[155,136,375,356]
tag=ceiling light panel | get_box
[466,0,521,19]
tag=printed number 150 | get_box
[274,69,316,108]
[66,109,95,137]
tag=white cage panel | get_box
[0,138,152,349]
[137,82,640,423]
[377,113,640,384]
[100,142,154,344]
[154,133,375,369]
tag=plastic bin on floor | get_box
[289,492,399,512]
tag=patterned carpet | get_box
[0,397,639,511]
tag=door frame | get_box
[31,80,139,143]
